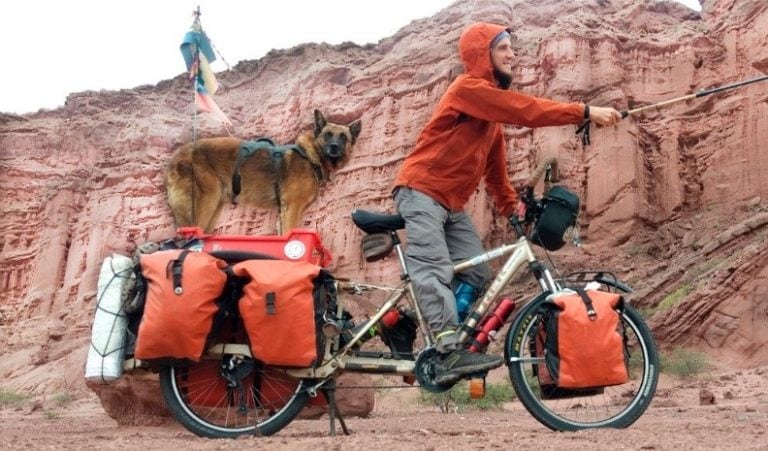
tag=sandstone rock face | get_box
[2,0,768,424]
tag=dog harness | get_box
[232,138,326,205]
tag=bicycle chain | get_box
[334,384,420,390]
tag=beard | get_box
[493,68,512,90]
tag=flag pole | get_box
[193,6,201,137]
[190,6,201,226]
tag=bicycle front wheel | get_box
[159,357,310,438]
[505,294,659,430]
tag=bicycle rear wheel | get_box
[504,294,658,430]
[159,356,310,438]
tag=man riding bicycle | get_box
[393,22,621,384]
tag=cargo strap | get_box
[232,138,325,204]
[574,287,597,320]
[166,250,191,295]
[265,292,276,315]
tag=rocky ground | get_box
[2,365,766,450]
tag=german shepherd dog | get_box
[165,110,362,234]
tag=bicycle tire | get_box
[504,293,659,431]
[159,359,310,438]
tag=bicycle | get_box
[135,157,659,438]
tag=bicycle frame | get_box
[282,232,560,380]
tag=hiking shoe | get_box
[433,349,504,385]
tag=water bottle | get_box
[454,281,478,323]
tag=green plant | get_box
[657,284,692,312]
[419,381,515,413]
[53,392,73,407]
[661,347,710,378]
[636,306,655,320]
[419,387,457,413]
[0,388,28,408]
[690,258,723,280]
[43,410,61,420]
[627,244,646,257]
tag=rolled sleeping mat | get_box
[84,254,135,383]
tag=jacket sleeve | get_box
[450,76,585,127]
[484,127,519,217]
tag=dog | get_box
[165,109,362,234]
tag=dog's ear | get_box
[314,109,327,136]
[348,119,362,144]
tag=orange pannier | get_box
[134,250,229,362]
[232,259,331,368]
[542,289,628,389]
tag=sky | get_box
[0,0,701,115]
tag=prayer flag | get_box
[180,13,231,125]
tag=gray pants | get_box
[394,187,490,353]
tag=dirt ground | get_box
[1,365,766,450]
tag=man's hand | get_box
[508,200,527,228]
[514,200,526,219]
[589,106,622,126]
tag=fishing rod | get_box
[577,74,768,144]
[620,74,768,118]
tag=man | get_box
[393,22,621,384]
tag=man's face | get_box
[490,37,515,78]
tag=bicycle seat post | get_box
[389,229,435,348]
[390,230,409,280]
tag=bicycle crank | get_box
[413,347,455,393]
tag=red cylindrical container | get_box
[380,309,401,328]
[350,308,402,346]
[469,298,515,353]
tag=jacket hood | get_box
[459,22,508,82]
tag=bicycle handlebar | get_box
[510,157,560,236]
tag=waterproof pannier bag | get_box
[531,185,579,251]
[232,259,330,367]
[134,250,228,362]
[542,288,628,389]
[532,318,605,399]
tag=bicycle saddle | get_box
[351,209,405,233]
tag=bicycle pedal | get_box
[469,377,486,399]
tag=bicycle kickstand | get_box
[321,379,350,436]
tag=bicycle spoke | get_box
[160,358,309,437]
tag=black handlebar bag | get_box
[531,185,579,251]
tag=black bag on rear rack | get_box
[531,185,579,251]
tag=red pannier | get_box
[539,289,628,390]
[232,259,332,368]
[134,250,229,362]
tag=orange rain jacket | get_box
[394,22,586,217]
